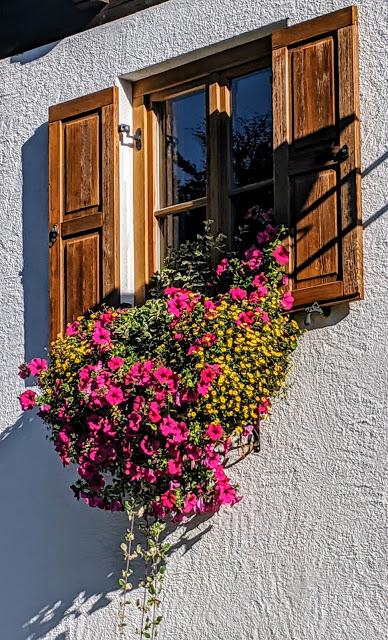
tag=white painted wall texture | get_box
[0,1,387,638]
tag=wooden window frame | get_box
[133,38,272,303]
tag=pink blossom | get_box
[124,462,143,480]
[236,311,256,326]
[167,292,190,317]
[174,333,184,341]
[18,363,30,379]
[29,358,48,377]
[230,287,247,301]
[66,321,80,336]
[163,286,181,296]
[244,246,263,270]
[282,275,289,286]
[92,324,111,347]
[99,312,114,326]
[256,230,270,245]
[19,389,36,411]
[127,411,142,432]
[133,395,145,411]
[140,436,159,456]
[37,403,51,417]
[108,500,123,512]
[204,299,217,311]
[197,382,210,396]
[206,423,223,441]
[106,385,124,405]
[148,401,162,423]
[89,447,108,464]
[260,311,271,323]
[159,415,178,437]
[215,258,229,276]
[182,493,197,514]
[126,360,153,386]
[281,291,294,311]
[200,364,220,385]
[252,273,268,287]
[185,444,202,461]
[258,399,270,415]
[166,459,182,476]
[154,366,174,386]
[107,356,124,371]
[160,489,177,509]
[272,244,289,265]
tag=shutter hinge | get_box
[118,124,142,151]
[304,301,331,327]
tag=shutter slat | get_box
[48,87,119,342]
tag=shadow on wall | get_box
[0,415,124,639]
[0,415,212,639]
[21,123,50,362]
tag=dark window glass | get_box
[232,186,274,250]
[231,68,272,187]
[159,208,207,256]
[160,90,207,206]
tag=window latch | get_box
[118,124,142,150]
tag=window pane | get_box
[160,90,207,206]
[232,186,273,251]
[159,208,207,258]
[231,68,272,187]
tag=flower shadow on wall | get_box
[0,414,212,639]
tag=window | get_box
[48,6,363,342]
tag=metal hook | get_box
[304,301,324,326]
[118,124,142,150]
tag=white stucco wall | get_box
[0,1,387,638]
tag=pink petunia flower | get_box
[148,401,162,423]
[166,459,182,476]
[272,244,289,265]
[280,291,294,311]
[106,385,124,406]
[154,366,174,386]
[205,423,223,441]
[230,287,247,301]
[29,358,48,377]
[244,246,263,270]
[107,356,124,371]
[204,299,217,311]
[215,258,229,276]
[182,493,198,514]
[92,324,111,346]
[19,389,36,411]
[160,489,177,510]
[66,320,80,336]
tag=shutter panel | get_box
[272,6,363,309]
[48,87,119,342]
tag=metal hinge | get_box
[118,124,142,150]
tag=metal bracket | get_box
[118,124,142,150]
[304,301,331,326]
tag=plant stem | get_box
[119,510,135,639]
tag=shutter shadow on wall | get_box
[48,87,120,342]
[272,6,363,309]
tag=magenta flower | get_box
[92,324,111,346]
[29,358,48,377]
[244,246,263,270]
[280,291,294,311]
[127,411,142,432]
[197,382,210,396]
[106,385,124,405]
[272,244,289,265]
[258,399,270,415]
[230,287,247,301]
[90,447,108,464]
[133,395,145,411]
[66,321,80,337]
[182,493,198,514]
[19,389,36,411]
[161,489,177,509]
[215,258,229,276]
[204,299,217,311]
[107,356,124,371]
[148,401,162,423]
[166,459,182,476]
[154,366,174,385]
[205,423,223,441]
[18,363,30,379]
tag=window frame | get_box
[132,37,272,302]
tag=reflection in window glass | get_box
[160,90,207,206]
[233,186,274,251]
[231,68,272,187]
[159,208,207,258]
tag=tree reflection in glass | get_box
[161,90,207,206]
[231,68,272,187]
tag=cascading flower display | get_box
[18,208,301,637]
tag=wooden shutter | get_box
[48,87,119,342]
[272,6,363,309]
